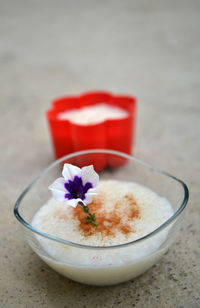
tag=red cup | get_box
[46,91,137,171]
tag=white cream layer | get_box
[32,181,173,266]
[58,103,128,125]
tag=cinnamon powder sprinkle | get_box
[73,194,140,238]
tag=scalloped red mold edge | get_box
[46,91,137,171]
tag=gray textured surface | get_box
[0,0,200,307]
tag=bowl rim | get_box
[14,149,189,250]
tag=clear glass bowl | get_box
[14,149,189,286]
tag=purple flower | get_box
[48,164,99,208]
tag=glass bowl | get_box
[14,149,189,286]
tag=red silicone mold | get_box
[46,91,137,171]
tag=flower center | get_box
[64,176,93,201]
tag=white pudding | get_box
[32,180,174,285]
[58,103,128,125]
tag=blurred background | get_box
[0,0,199,307]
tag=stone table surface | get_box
[0,0,199,307]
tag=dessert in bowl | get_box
[14,150,189,286]
[46,91,137,168]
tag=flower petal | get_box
[62,164,81,181]
[84,194,92,205]
[87,187,98,195]
[48,177,65,192]
[84,188,98,205]
[64,198,85,208]
[83,182,93,194]
[50,190,66,202]
[81,165,99,187]
[48,177,66,202]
